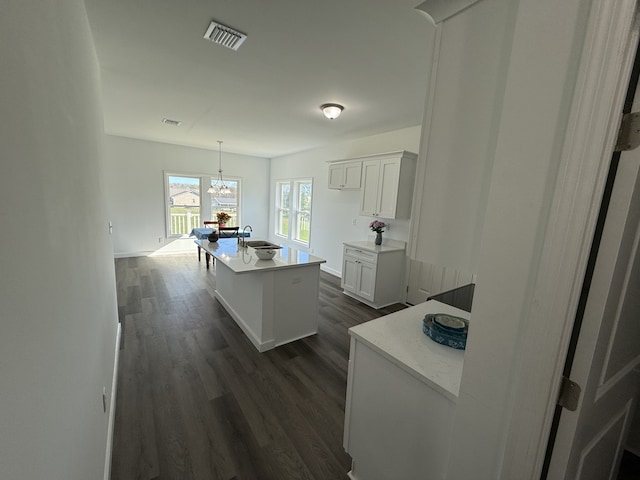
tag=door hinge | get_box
[557,375,582,412]
[615,112,640,151]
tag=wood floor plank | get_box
[111,253,406,480]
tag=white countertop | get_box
[197,239,326,274]
[343,239,406,253]
[348,300,468,401]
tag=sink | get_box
[245,240,282,249]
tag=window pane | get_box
[276,182,291,236]
[210,179,239,227]
[295,211,309,242]
[295,181,312,243]
[168,175,201,235]
[279,209,289,236]
[280,183,290,209]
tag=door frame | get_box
[501,1,639,478]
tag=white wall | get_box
[102,135,270,256]
[410,0,516,275]
[0,2,119,479]
[270,126,422,275]
[429,0,593,477]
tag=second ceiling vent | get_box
[203,20,247,51]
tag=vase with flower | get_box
[369,220,386,245]
[216,211,231,227]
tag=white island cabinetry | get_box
[343,301,468,480]
[207,241,326,352]
[341,241,406,309]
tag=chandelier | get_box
[207,140,231,195]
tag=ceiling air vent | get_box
[161,118,182,126]
[203,20,247,51]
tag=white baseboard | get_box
[113,251,153,258]
[103,322,121,480]
[320,264,341,278]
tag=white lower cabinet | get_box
[342,301,467,480]
[343,337,456,480]
[341,242,405,309]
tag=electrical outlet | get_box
[102,387,107,413]
[352,218,357,226]
[158,237,163,244]
[108,221,113,235]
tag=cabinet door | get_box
[342,255,359,292]
[356,260,376,301]
[377,158,401,219]
[328,164,345,189]
[343,162,362,189]
[360,160,380,216]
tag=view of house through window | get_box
[167,175,201,235]
[166,173,241,236]
[275,179,312,246]
[211,179,240,227]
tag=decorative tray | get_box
[422,313,469,350]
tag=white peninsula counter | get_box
[343,300,468,480]
[204,240,326,352]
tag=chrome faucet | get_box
[241,225,252,247]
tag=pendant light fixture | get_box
[207,140,231,195]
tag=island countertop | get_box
[197,239,326,274]
[348,300,468,401]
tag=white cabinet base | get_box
[342,289,397,309]
[341,241,406,309]
[344,337,456,480]
[214,261,321,351]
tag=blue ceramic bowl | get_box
[422,315,468,350]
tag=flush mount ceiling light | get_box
[321,103,344,120]
[207,140,231,195]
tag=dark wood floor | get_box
[111,254,405,480]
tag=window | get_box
[165,172,242,237]
[276,178,312,246]
[166,174,201,236]
[210,178,240,227]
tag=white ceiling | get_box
[85,0,433,158]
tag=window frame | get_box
[275,177,313,247]
[210,176,242,228]
[164,171,242,238]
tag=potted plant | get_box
[216,211,231,227]
[369,220,386,245]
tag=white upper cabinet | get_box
[359,151,417,219]
[328,161,362,189]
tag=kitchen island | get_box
[199,239,326,352]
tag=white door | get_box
[360,160,380,216]
[377,158,401,219]
[342,255,359,292]
[546,70,640,479]
[344,162,362,189]
[356,261,376,301]
[328,164,345,189]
